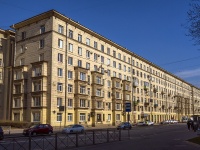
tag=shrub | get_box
[0,121,35,128]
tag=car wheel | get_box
[70,130,73,133]
[48,131,52,135]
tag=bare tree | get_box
[187,0,200,45]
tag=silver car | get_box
[62,124,85,134]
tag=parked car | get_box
[171,120,178,124]
[23,124,53,136]
[146,121,154,126]
[0,126,4,140]
[117,122,132,130]
[137,121,146,126]
[62,124,85,134]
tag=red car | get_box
[23,124,53,136]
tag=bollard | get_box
[93,130,95,145]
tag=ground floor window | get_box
[80,113,86,122]
[116,114,120,121]
[108,114,111,121]
[57,113,62,122]
[68,113,73,122]
[14,113,20,121]
[33,112,40,122]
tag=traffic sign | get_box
[125,102,131,112]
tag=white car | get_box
[146,121,154,126]
[171,120,178,124]
[62,124,85,134]
[137,121,146,126]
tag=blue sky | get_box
[0,0,200,88]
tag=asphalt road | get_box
[73,124,200,150]
[0,124,199,150]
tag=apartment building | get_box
[0,29,15,120]
[10,10,200,126]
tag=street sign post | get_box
[125,102,131,123]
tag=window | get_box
[58,68,63,77]
[107,48,110,55]
[57,113,62,121]
[101,56,104,64]
[107,70,110,76]
[108,114,111,121]
[68,57,73,65]
[80,113,86,122]
[33,81,41,91]
[20,58,25,66]
[22,31,26,40]
[86,38,90,45]
[58,39,63,48]
[68,84,73,93]
[15,84,21,94]
[14,98,20,107]
[94,41,97,49]
[33,97,41,107]
[80,99,86,107]
[78,60,82,67]
[39,53,44,61]
[58,53,63,62]
[107,80,111,87]
[123,56,126,62]
[69,30,73,38]
[118,53,121,59]
[33,112,40,122]
[123,65,126,72]
[107,58,110,66]
[116,103,121,110]
[113,71,116,77]
[68,113,73,121]
[68,99,73,107]
[94,65,97,71]
[113,61,116,68]
[113,50,116,58]
[20,45,25,53]
[80,72,86,81]
[58,25,64,34]
[118,63,121,70]
[78,34,82,42]
[116,114,120,120]
[116,81,120,88]
[57,97,62,107]
[128,67,130,72]
[68,71,73,79]
[39,39,45,48]
[126,94,130,100]
[94,53,98,61]
[78,47,82,55]
[96,76,101,84]
[116,92,120,99]
[40,25,45,34]
[0,59,2,66]
[80,86,86,94]
[97,101,102,108]
[87,88,90,95]
[101,45,104,52]
[96,89,101,96]
[69,43,73,52]
[57,82,63,92]
[86,50,90,58]
[86,62,90,69]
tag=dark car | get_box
[0,126,4,140]
[23,124,53,136]
[117,122,132,130]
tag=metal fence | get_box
[0,129,130,150]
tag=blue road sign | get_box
[125,102,131,112]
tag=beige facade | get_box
[0,29,15,120]
[9,10,200,126]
